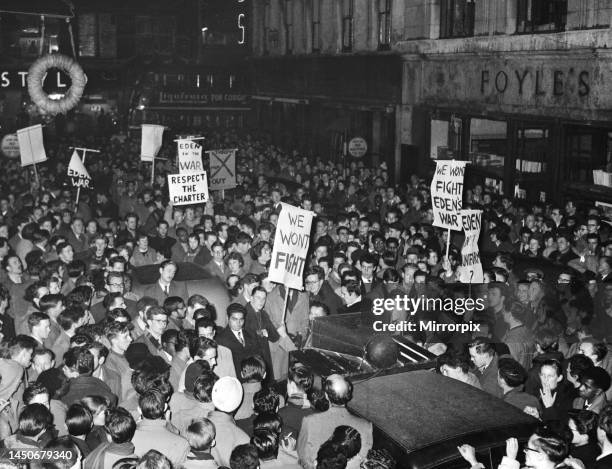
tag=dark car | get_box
[348,370,539,469]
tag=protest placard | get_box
[167,172,209,205]
[430,160,467,231]
[457,209,484,283]
[67,150,91,189]
[207,149,237,190]
[268,203,315,290]
[17,124,47,167]
[177,139,203,173]
[141,124,165,162]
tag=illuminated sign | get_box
[1,70,70,89]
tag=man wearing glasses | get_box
[304,266,342,316]
[135,306,171,363]
[91,271,137,323]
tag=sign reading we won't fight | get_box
[268,203,315,290]
[430,160,467,231]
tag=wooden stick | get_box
[74,149,88,213]
[445,228,451,260]
[173,137,206,142]
[281,286,290,325]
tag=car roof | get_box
[348,370,538,469]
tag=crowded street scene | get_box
[2,1,612,469]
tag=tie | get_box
[237,330,245,346]
[164,285,169,296]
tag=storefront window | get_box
[311,0,321,52]
[469,118,507,193]
[565,127,612,188]
[377,0,391,50]
[430,119,449,160]
[514,125,550,201]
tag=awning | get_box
[0,0,74,18]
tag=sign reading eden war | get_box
[457,210,484,283]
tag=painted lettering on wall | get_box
[480,69,590,98]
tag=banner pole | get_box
[31,162,40,189]
[281,286,290,325]
[445,228,451,260]
[74,149,87,214]
[151,159,155,186]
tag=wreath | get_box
[27,54,86,115]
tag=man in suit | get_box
[215,303,260,379]
[135,306,172,363]
[468,337,503,399]
[305,266,343,316]
[203,241,227,281]
[573,367,611,414]
[89,342,122,399]
[142,260,189,306]
[297,374,373,469]
[338,279,374,326]
[60,347,118,407]
[132,389,190,467]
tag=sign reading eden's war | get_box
[168,172,209,205]
[430,160,466,231]
[457,209,484,283]
[177,139,203,173]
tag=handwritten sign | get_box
[208,149,237,190]
[457,209,483,283]
[430,160,467,231]
[168,172,209,205]
[177,139,203,173]
[268,203,315,290]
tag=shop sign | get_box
[1,134,20,158]
[348,137,368,158]
[1,70,71,89]
[159,92,249,105]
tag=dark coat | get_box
[216,327,261,380]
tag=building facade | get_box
[250,0,612,203]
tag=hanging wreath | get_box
[27,54,86,115]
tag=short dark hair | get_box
[599,404,612,444]
[186,418,216,451]
[251,429,280,460]
[193,371,218,403]
[105,407,136,443]
[468,337,495,357]
[66,403,93,436]
[580,366,611,392]
[241,356,266,382]
[229,444,259,469]
[23,382,50,405]
[324,376,353,406]
[18,403,53,437]
[437,352,471,374]
[498,357,528,388]
[253,388,280,414]
[139,389,167,420]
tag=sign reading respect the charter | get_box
[268,203,315,290]
[167,172,209,205]
[430,160,467,231]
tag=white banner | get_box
[208,149,237,190]
[168,172,209,205]
[17,125,47,167]
[430,160,467,231]
[67,150,91,188]
[268,203,315,290]
[141,124,165,162]
[177,139,203,173]
[457,209,484,283]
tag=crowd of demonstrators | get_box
[1,127,612,468]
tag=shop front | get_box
[407,50,612,204]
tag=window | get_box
[439,0,475,38]
[565,127,612,188]
[517,0,567,33]
[514,125,551,201]
[312,0,322,52]
[263,0,271,54]
[469,119,508,194]
[285,0,294,54]
[377,0,391,50]
[341,0,353,52]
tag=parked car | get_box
[348,370,539,469]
